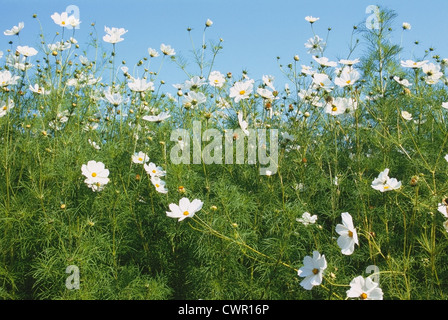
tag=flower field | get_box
[1,7,448,300]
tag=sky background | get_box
[1,0,448,94]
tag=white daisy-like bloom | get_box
[400,59,428,68]
[148,48,160,58]
[256,87,276,100]
[4,22,24,36]
[335,212,359,255]
[334,66,361,87]
[339,58,360,66]
[0,70,21,87]
[103,26,128,44]
[262,75,276,91]
[208,71,226,88]
[444,154,448,162]
[297,251,327,290]
[16,45,38,57]
[393,76,412,87]
[347,276,383,300]
[312,73,333,92]
[402,22,411,30]
[442,102,448,110]
[166,197,204,221]
[160,43,175,56]
[132,151,150,164]
[151,176,168,194]
[229,79,254,103]
[142,111,171,123]
[29,84,50,95]
[296,212,317,226]
[144,162,166,178]
[324,97,353,116]
[312,55,337,67]
[304,35,326,55]
[127,77,154,92]
[183,91,207,108]
[371,168,402,192]
[0,99,14,118]
[305,16,320,23]
[437,199,448,219]
[81,160,110,192]
[401,110,413,121]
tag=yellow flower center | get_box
[239,90,246,95]
[348,230,353,238]
[183,211,190,216]
[214,79,219,83]
[346,80,352,84]
[155,184,160,188]
[320,82,325,87]
[152,170,156,174]
[312,268,319,275]
[91,172,97,177]
[62,21,66,25]
[360,292,368,299]
[2,106,6,111]
[138,157,143,162]
[332,106,338,112]
[383,185,389,190]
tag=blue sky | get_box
[2,0,448,93]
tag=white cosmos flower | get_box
[296,212,317,226]
[400,59,428,68]
[0,99,14,118]
[262,75,276,91]
[312,55,337,67]
[442,102,448,110]
[334,66,361,87]
[347,276,383,300]
[128,77,154,92]
[142,111,171,123]
[81,160,110,192]
[88,139,101,150]
[51,12,71,28]
[393,76,412,87]
[371,168,402,192]
[160,43,175,56]
[304,35,326,55]
[445,154,448,162]
[335,212,359,255]
[4,22,24,36]
[183,91,207,108]
[144,162,166,178]
[256,87,276,100]
[208,71,226,88]
[183,76,206,91]
[151,176,168,194]
[132,151,150,164]
[312,73,333,92]
[401,110,413,120]
[297,251,327,290]
[16,45,38,57]
[103,26,128,44]
[148,48,160,58]
[402,22,411,30]
[339,58,360,66]
[0,70,21,87]
[166,197,204,221]
[305,16,320,23]
[324,97,353,116]
[29,84,50,95]
[104,88,126,106]
[229,79,254,103]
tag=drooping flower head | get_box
[4,22,24,36]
